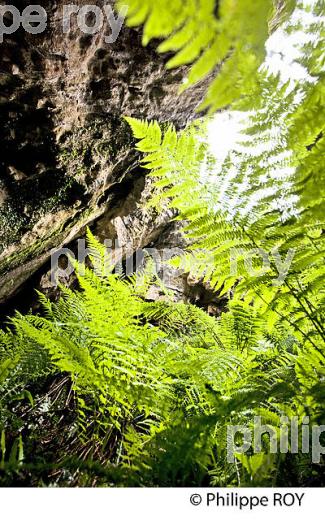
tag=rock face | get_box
[0,0,209,304]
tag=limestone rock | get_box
[0,0,209,303]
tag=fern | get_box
[118,0,295,112]
[120,2,325,484]
[1,0,324,487]
[125,1,325,351]
[2,233,318,486]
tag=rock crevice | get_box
[0,0,209,303]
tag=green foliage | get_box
[117,0,325,486]
[125,1,325,352]
[118,0,294,112]
[126,111,324,347]
[0,0,324,489]
[0,234,323,486]
[124,116,209,211]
